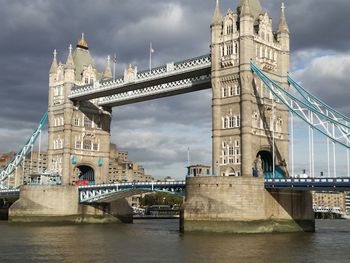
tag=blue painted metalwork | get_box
[251,62,350,149]
[288,75,350,124]
[264,177,350,191]
[79,181,186,203]
[0,112,48,188]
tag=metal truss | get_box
[251,63,350,149]
[79,181,186,203]
[99,75,211,107]
[70,54,211,100]
[0,112,48,189]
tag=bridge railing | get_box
[69,54,211,99]
[78,181,186,203]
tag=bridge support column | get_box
[182,176,314,233]
[9,186,133,223]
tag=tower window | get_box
[93,143,99,151]
[227,44,233,55]
[229,86,234,96]
[223,118,228,129]
[74,118,80,126]
[223,87,227,97]
[229,117,235,128]
[76,141,82,149]
[83,140,92,150]
[235,85,241,95]
[84,116,92,128]
[236,116,241,127]
[235,140,240,147]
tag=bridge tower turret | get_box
[211,0,223,176]
[184,2,314,233]
[210,0,290,178]
[47,35,112,185]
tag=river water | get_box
[0,219,349,263]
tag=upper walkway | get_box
[69,54,211,106]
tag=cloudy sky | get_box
[1,0,350,179]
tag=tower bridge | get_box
[1,0,350,232]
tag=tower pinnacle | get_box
[102,55,113,79]
[66,44,75,69]
[240,0,252,17]
[49,49,58,74]
[211,0,222,26]
[77,32,89,50]
[238,0,261,19]
[278,2,289,34]
[281,2,286,15]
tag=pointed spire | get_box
[65,44,75,69]
[238,0,261,19]
[240,0,252,17]
[49,49,58,74]
[211,0,222,26]
[278,2,289,33]
[102,55,113,79]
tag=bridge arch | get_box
[256,150,273,178]
[76,165,95,183]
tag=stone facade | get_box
[47,36,154,185]
[48,37,112,185]
[183,176,314,233]
[211,0,290,178]
[9,185,133,223]
[187,164,211,177]
[182,0,314,234]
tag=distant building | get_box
[312,191,346,215]
[0,145,153,188]
[187,165,211,177]
[345,192,350,214]
[0,151,47,187]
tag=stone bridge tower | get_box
[211,0,290,178]
[48,35,112,185]
[183,1,313,233]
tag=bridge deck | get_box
[69,55,211,103]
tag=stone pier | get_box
[182,176,315,233]
[9,185,133,223]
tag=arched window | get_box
[84,116,92,128]
[223,87,227,97]
[223,117,228,129]
[229,117,235,128]
[236,116,241,127]
[235,85,241,95]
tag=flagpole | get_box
[113,53,116,79]
[149,42,152,74]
